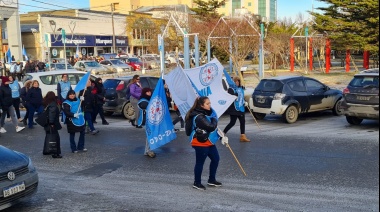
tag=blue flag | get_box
[22,45,28,61]
[223,69,237,89]
[145,78,177,150]
[6,48,11,64]
[74,71,91,92]
[75,45,80,58]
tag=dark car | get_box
[340,68,379,125]
[0,145,39,210]
[103,76,159,119]
[250,76,343,123]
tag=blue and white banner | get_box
[74,71,91,92]
[22,45,28,61]
[145,78,177,150]
[182,59,236,118]
[75,45,80,58]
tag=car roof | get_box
[25,70,86,76]
[264,76,305,82]
[356,68,379,76]
[106,76,158,81]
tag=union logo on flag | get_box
[148,96,166,125]
[199,63,219,86]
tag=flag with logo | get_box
[145,78,177,150]
[6,48,11,64]
[74,71,91,92]
[75,45,80,58]
[22,45,28,61]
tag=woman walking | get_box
[26,80,43,129]
[8,76,23,122]
[128,75,142,127]
[20,80,33,126]
[186,97,227,190]
[63,90,87,153]
[223,77,250,142]
[92,78,109,125]
[43,91,62,158]
[137,87,155,158]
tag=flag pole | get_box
[246,105,262,130]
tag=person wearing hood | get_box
[63,90,87,153]
[20,80,33,126]
[0,76,25,133]
[92,77,109,125]
[7,76,23,122]
[26,80,43,129]
[185,96,228,190]
[137,87,155,158]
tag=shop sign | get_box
[51,34,128,47]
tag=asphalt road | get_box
[1,111,379,212]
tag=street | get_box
[1,111,379,212]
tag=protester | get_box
[57,74,73,123]
[137,87,156,158]
[0,76,25,133]
[79,79,99,135]
[7,76,23,122]
[92,78,109,125]
[222,76,250,142]
[185,96,227,190]
[128,75,142,127]
[63,90,87,153]
[26,80,43,129]
[20,80,33,126]
[43,91,62,158]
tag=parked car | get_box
[249,76,343,123]
[103,76,159,119]
[73,60,113,75]
[22,70,96,97]
[340,68,379,125]
[123,57,143,71]
[140,55,157,69]
[99,59,131,73]
[0,145,39,210]
[49,63,76,71]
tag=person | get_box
[137,87,156,158]
[0,76,25,133]
[62,90,87,153]
[185,96,228,190]
[79,79,99,135]
[57,74,73,122]
[7,76,23,122]
[20,80,33,126]
[43,91,62,158]
[26,80,43,129]
[128,75,142,127]
[172,103,185,131]
[92,78,109,125]
[14,61,23,81]
[222,76,250,142]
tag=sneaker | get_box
[179,128,185,131]
[81,149,88,152]
[102,121,109,125]
[72,151,78,153]
[0,128,6,133]
[207,180,222,187]
[91,130,99,135]
[16,126,25,133]
[193,183,206,190]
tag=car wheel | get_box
[332,99,343,116]
[122,102,135,119]
[346,116,363,125]
[282,105,299,124]
[104,111,114,116]
[253,112,266,120]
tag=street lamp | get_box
[259,17,267,80]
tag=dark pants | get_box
[28,105,43,128]
[223,114,246,134]
[192,145,220,184]
[12,98,21,119]
[23,103,29,122]
[84,112,95,131]
[45,127,61,155]
[70,131,85,152]
[92,104,106,122]
[172,110,184,128]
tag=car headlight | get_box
[28,157,37,172]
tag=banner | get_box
[22,45,28,61]
[74,71,91,92]
[145,78,177,150]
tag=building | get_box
[1,0,23,63]
[89,0,277,21]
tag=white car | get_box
[22,70,96,97]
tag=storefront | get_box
[49,34,128,59]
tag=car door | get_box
[287,79,310,113]
[305,78,331,111]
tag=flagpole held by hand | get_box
[246,105,262,130]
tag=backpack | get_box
[125,84,131,100]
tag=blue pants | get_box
[84,112,95,131]
[28,105,43,128]
[192,145,220,184]
[70,131,85,152]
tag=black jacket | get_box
[79,87,95,112]
[0,85,13,109]
[44,102,62,131]
[20,87,28,106]
[189,108,218,133]
[26,87,43,107]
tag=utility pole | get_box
[111,3,116,54]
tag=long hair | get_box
[23,80,33,91]
[43,91,57,107]
[128,75,140,87]
[185,96,209,121]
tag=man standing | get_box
[57,74,72,122]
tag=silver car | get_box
[0,145,39,210]
[49,63,76,71]
[74,60,113,75]
[100,59,131,73]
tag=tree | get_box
[311,0,379,53]
[191,0,226,21]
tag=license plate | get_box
[257,98,265,103]
[3,182,25,198]
[357,96,371,101]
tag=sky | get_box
[18,0,328,19]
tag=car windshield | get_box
[110,60,125,65]
[84,61,101,67]
[256,80,284,92]
[53,63,73,69]
[349,76,379,88]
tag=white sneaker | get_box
[0,128,6,133]
[16,126,25,133]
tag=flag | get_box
[164,66,198,120]
[223,69,237,89]
[6,48,11,64]
[74,71,91,92]
[145,78,177,151]
[182,59,236,118]
[75,45,80,58]
[22,45,28,61]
